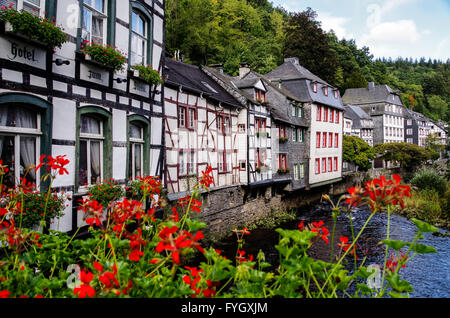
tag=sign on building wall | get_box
[80,63,110,86]
[0,37,47,70]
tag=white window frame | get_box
[82,0,108,45]
[293,164,299,180]
[130,9,148,66]
[0,112,42,187]
[188,150,196,175]
[129,124,144,180]
[79,117,104,189]
[6,0,46,16]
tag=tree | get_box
[283,8,339,85]
[424,134,445,161]
[343,135,375,171]
[374,143,430,170]
[342,71,368,91]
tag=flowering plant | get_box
[0,5,67,49]
[132,64,164,86]
[81,41,127,72]
[87,180,124,209]
[0,153,439,299]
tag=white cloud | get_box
[317,12,354,39]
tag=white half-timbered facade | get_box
[0,0,165,232]
[163,59,244,198]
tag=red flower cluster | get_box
[0,219,41,253]
[110,199,146,234]
[386,252,408,273]
[182,267,219,298]
[337,236,359,260]
[127,229,147,262]
[93,262,121,295]
[199,166,214,189]
[0,159,9,176]
[310,221,330,244]
[73,270,95,298]
[35,154,70,176]
[347,175,411,213]
[236,250,254,263]
[155,226,205,264]
[79,198,104,227]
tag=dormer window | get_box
[255,89,266,102]
[334,90,339,99]
[324,87,328,96]
[312,82,318,93]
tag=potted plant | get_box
[277,168,291,174]
[81,41,127,73]
[279,137,289,143]
[0,6,68,50]
[87,179,125,209]
[131,64,164,86]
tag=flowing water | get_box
[214,201,450,298]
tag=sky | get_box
[271,0,450,61]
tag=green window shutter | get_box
[45,0,57,20]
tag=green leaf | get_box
[386,273,414,293]
[381,239,409,251]
[388,292,409,298]
[411,243,437,254]
[411,218,438,233]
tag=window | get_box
[294,128,304,143]
[256,149,262,168]
[255,89,266,102]
[316,132,321,148]
[317,106,322,121]
[130,10,148,66]
[292,105,297,117]
[0,105,40,188]
[329,108,334,122]
[178,106,186,128]
[279,154,287,170]
[407,120,413,126]
[324,87,328,96]
[328,158,332,172]
[335,133,339,148]
[79,115,104,187]
[328,132,333,148]
[129,122,144,179]
[217,114,231,134]
[255,118,266,133]
[323,107,328,122]
[3,0,45,16]
[322,158,326,173]
[315,159,320,175]
[179,151,187,175]
[313,82,318,93]
[188,150,196,175]
[82,0,107,45]
[299,163,305,179]
[334,157,338,171]
[188,108,196,129]
[238,124,246,133]
[279,125,287,138]
[322,132,327,148]
[407,129,413,135]
[219,152,231,173]
[335,111,340,124]
[334,90,339,99]
[293,164,299,180]
[239,160,246,171]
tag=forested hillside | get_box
[165,0,450,123]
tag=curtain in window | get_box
[134,144,142,177]
[15,106,37,129]
[91,12,104,44]
[0,106,7,157]
[90,141,101,183]
[20,136,36,181]
[81,116,100,135]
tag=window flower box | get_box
[131,64,164,86]
[81,41,127,73]
[277,168,291,175]
[256,131,270,138]
[279,137,289,143]
[0,8,68,50]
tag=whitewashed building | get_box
[0,0,165,232]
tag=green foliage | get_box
[132,65,164,86]
[374,142,430,170]
[343,135,375,171]
[12,191,65,229]
[87,180,125,208]
[410,169,447,195]
[81,42,127,72]
[0,8,68,49]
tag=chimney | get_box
[368,82,375,91]
[239,63,250,79]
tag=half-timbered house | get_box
[163,59,244,198]
[0,0,165,232]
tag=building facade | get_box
[163,59,244,198]
[343,82,405,145]
[266,57,344,188]
[343,104,374,146]
[0,0,165,232]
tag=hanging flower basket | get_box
[131,64,164,86]
[81,41,127,73]
[0,7,68,50]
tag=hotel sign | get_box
[0,36,47,70]
[80,63,110,86]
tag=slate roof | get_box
[344,104,374,129]
[342,84,403,106]
[164,59,242,108]
[265,58,344,110]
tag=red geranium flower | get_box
[73,270,95,298]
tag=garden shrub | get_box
[410,169,447,195]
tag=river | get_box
[214,201,450,298]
